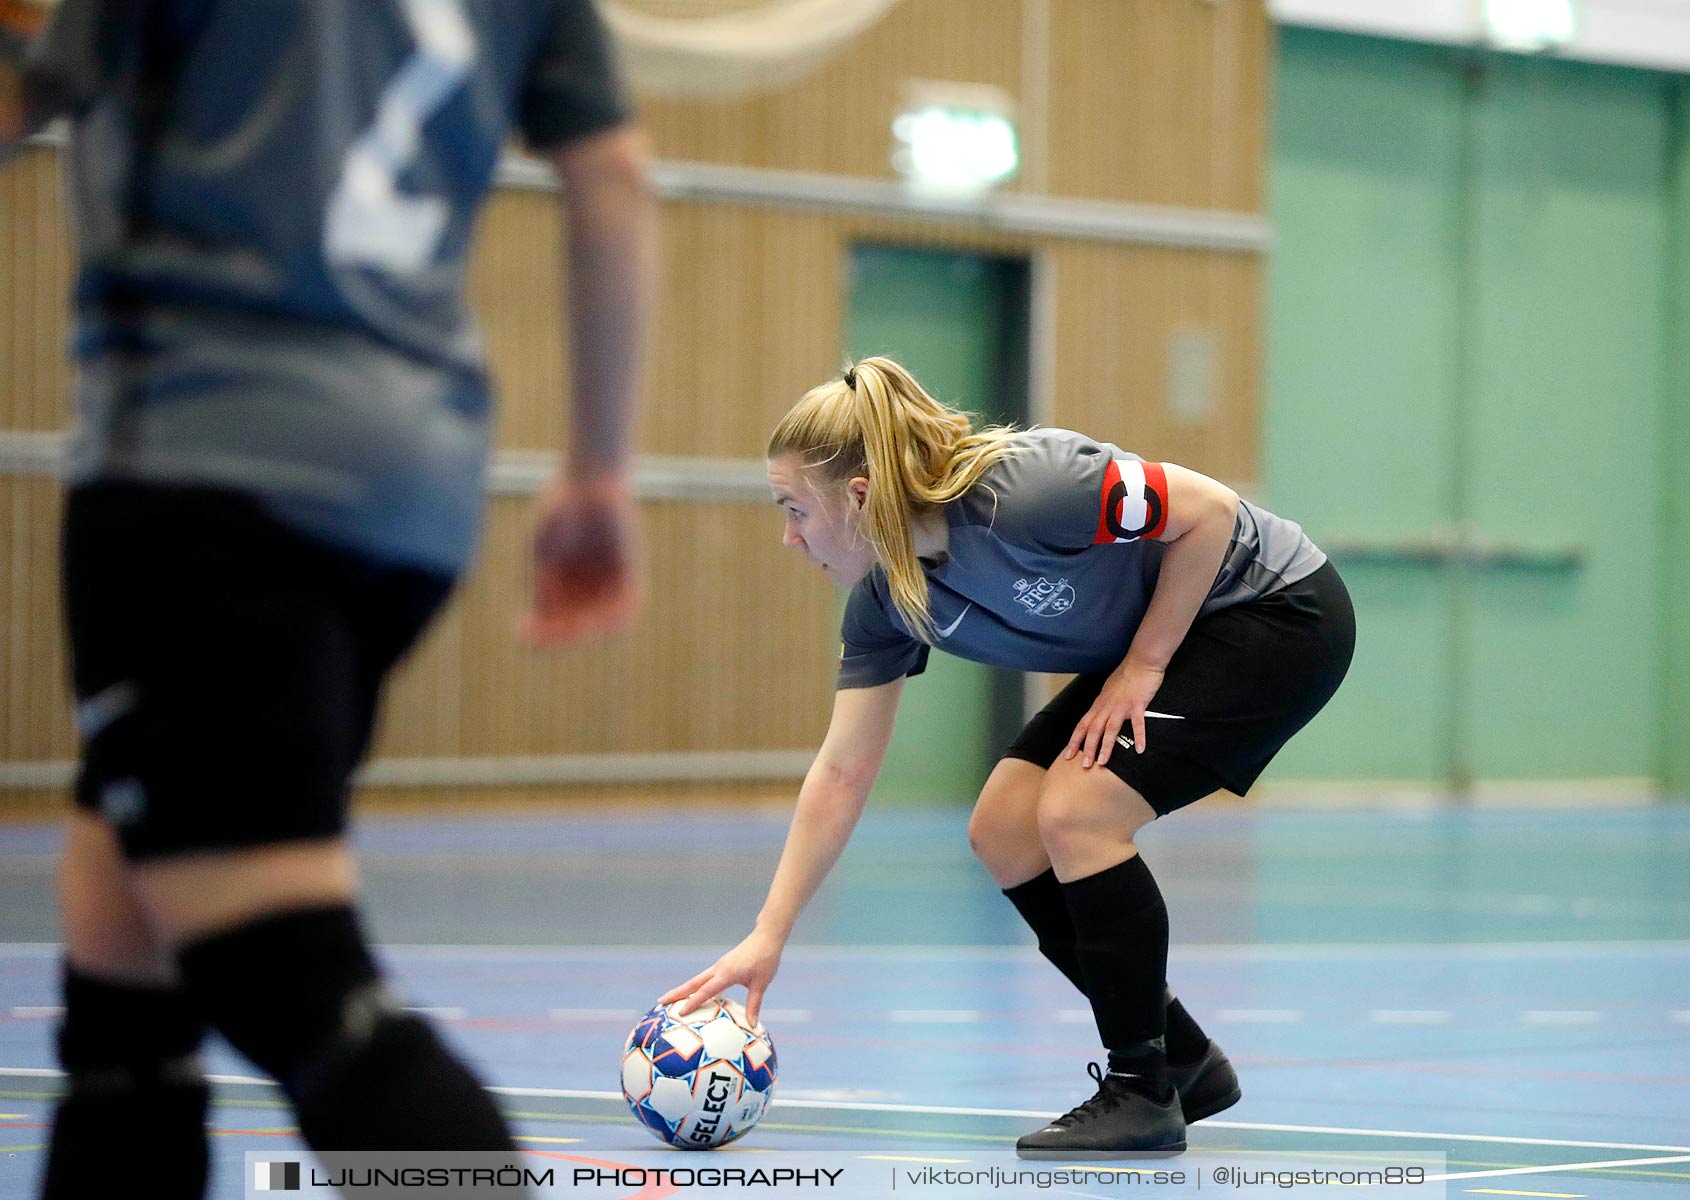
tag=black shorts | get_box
[1004,560,1355,816]
[62,483,453,861]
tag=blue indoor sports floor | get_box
[0,803,1686,1197]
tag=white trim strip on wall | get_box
[0,432,775,501]
[489,450,772,501]
[0,750,817,791]
[0,429,64,476]
[637,160,1272,253]
[23,129,1270,255]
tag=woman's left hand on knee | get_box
[1063,657,1165,768]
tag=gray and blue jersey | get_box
[24,0,630,572]
[837,428,1328,689]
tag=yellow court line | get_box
[859,1155,971,1164]
[0,1144,45,1153]
[0,1113,27,1119]
[516,1136,584,1145]
[1466,1191,1584,1198]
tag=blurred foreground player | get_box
[1,1,657,1194]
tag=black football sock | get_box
[1165,989,1210,1067]
[1061,853,1171,1094]
[42,964,209,1200]
[1003,868,1086,993]
[177,905,518,1152]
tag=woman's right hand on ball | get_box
[659,927,785,1026]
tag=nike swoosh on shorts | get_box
[1117,711,1185,750]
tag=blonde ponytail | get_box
[767,356,1022,639]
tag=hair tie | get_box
[843,367,858,390]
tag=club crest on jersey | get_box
[1094,459,1169,543]
[1013,577,1075,617]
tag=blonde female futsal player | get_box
[663,357,1354,1156]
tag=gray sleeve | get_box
[520,0,633,151]
[836,576,929,690]
[21,0,115,130]
[980,429,1119,553]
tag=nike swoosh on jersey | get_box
[936,603,972,639]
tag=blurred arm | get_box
[546,122,658,483]
[520,124,658,646]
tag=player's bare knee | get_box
[965,806,995,862]
[966,801,1017,865]
[1035,787,1096,862]
[58,813,172,984]
[968,809,1040,884]
[131,839,357,948]
[1037,763,1145,861]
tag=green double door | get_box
[1266,31,1674,791]
[845,245,1030,804]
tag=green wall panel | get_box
[1464,57,1667,779]
[1666,81,1690,796]
[1266,28,1677,789]
[1264,31,1467,781]
[846,246,1026,804]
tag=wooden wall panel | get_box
[641,206,843,457]
[1049,240,1259,483]
[640,0,1025,186]
[0,148,74,432]
[639,0,1269,210]
[0,476,73,762]
[469,190,570,455]
[373,496,836,759]
[1048,0,1269,211]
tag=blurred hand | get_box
[1063,656,1166,768]
[520,472,642,646]
[658,927,785,1027]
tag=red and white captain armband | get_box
[1093,459,1170,544]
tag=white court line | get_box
[1429,1153,1690,1183]
[0,1068,1687,1155]
[403,1006,466,1020]
[1216,1009,1304,1023]
[889,1010,982,1024]
[1371,1010,1452,1024]
[1669,1010,1690,1023]
[7,1007,61,1019]
[1521,1011,1601,1026]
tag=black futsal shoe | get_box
[1169,1039,1241,1123]
[1015,1063,1186,1158]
